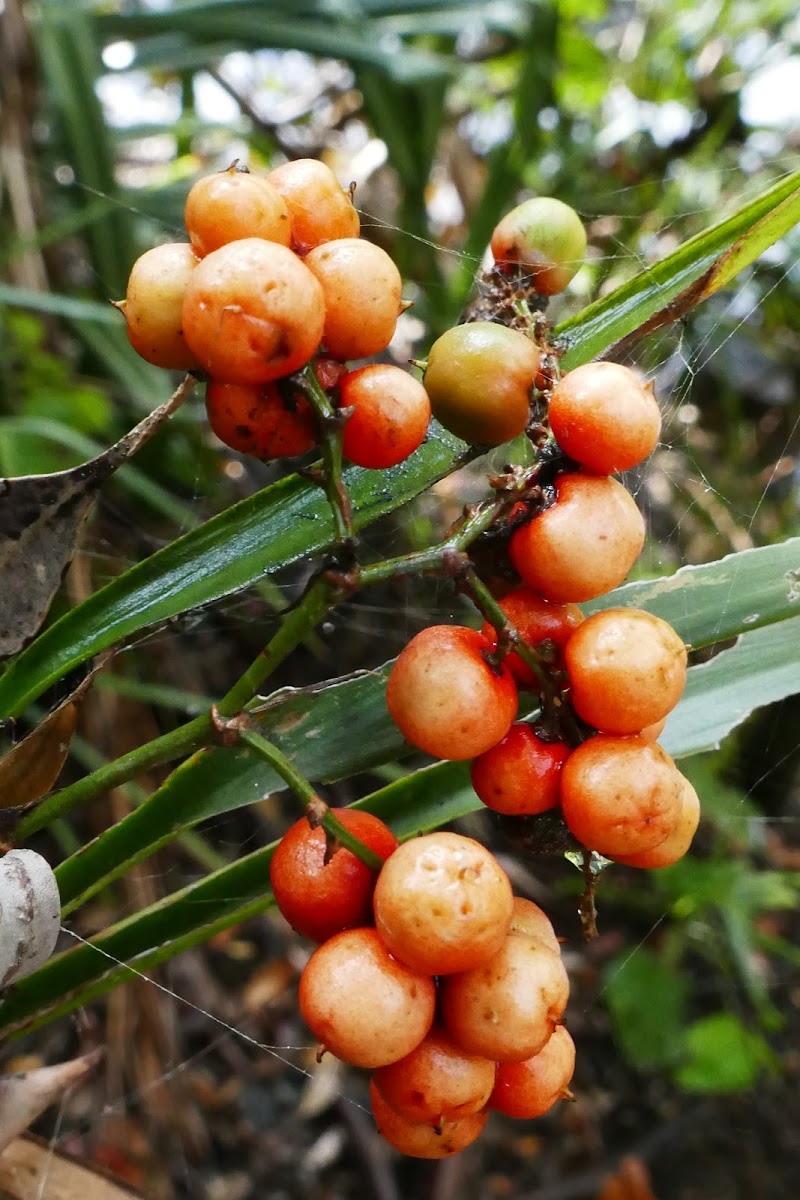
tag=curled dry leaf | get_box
[0,666,100,830]
[0,1135,143,1200]
[0,1050,103,1154]
[0,374,195,659]
[0,848,61,988]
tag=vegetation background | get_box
[0,0,799,1197]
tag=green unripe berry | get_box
[423,322,539,446]
[491,197,587,295]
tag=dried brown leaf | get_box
[0,375,195,659]
[0,1135,142,1200]
[0,1050,102,1153]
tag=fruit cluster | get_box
[389,348,699,870]
[271,820,573,1157]
[120,161,431,469]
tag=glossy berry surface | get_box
[205,380,316,459]
[564,608,687,735]
[490,197,587,295]
[441,932,569,1062]
[508,473,645,603]
[340,364,430,468]
[268,158,359,252]
[305,238,402,360]
[122,242,200,370]
[548,361,661,474]
[613,773,700,868]
[372,1026,496,1125]
[373,832,514,975]
[184,167,291,257]
[423,322,539,446]
[490,1024,576,1119]
[471,724,570,816]
[386,625,518,760]
[298,927,435,1068]
[560,734,683,858]
[369,1080,488,1159]
[269,809,398,942]
[481,586,583,688]
[182,238,325,384]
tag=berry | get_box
[121,243,201,370]
[298,927,435,1068]
[613,774,700,868]
[372,1027,496,1125]
[508,473,645,603]
[639,716,667,743]
[490,197,587,295]
[369,1079,488,1158]
[440,932,569,1062]
[184,167,291,257]
[269,809,398,942]
[268,158,360,252]
[373,832,513,975]
[548,362,661,474]
[304,238,402,360]
[205,380,316,459]
[386,626,518,760]
[471,724,570,817]
[564,608,687,735]
[509,897,560,953]
[182,238,324,384]
[560,734,683,859]
[423,322,539,446]
[490,1025,576,1119]
[481,587,583,688]
[339,364,431,469]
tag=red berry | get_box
[490,1025,576,1119]
[205,379,316,459]
[613,774,700,868]
[369,1079,488,1158]
[471,724,570,817]
[304,239,402,360]
[549,362,661,474]
[490,198,587,295]
[269,809,398,942]
[373,1026,496,1125]
[268,158,360,253]
[340,364,430,469]
[481,586,583,689]
[184,167,291,257]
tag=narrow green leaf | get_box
[0,286,118,325]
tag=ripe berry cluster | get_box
[388,198,699,872]
[120,160,431,469]
[271,821,573,1158]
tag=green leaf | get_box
[674,1014,775,1093]
[604,949,688,1069]
[51,554,800,913]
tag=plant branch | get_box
[294,363,354,552]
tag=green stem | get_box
[238,727,383,870]
[462,567,552,694]
[359,498,502,587]
[295,363,354,548]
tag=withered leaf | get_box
[0,1135,144,1200]
[0,665,99,817]
[0,1050,103,1154]
[0,374,195,659]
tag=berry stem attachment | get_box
[237,727,384,870]
[460,567,552,693]
[294,362,355,552]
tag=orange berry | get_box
[441,932,569,1062]
[268,158,360,252]
[369,1079,488,1158]
[560,734,683,858]
[490,1025,576,1119]
[339,364,430,468]
[121,242,201,370]
[386,626,518,760]
[423,322,539,445]
[471,724,570,816]
[205,379,316,459]
[304,238,402,360]
[269,810,398,943]
[508,473,645,603]
[564,608,688,735]
[638,716,667,743]
[490,197,587,295]
[298,927,435,1068]
[182,238,324,384]
[373,832,514,975]
[480,586,583,688]
[509,897,560,954]
[372,1026,496,1125]
[184,167,291,257]
[613,774,700,868]
[549,362,661,474]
